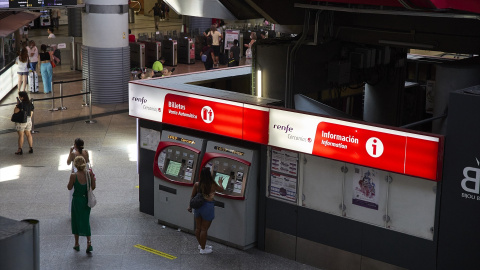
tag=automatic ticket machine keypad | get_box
[205,157,249,197]
[157,146,198,183]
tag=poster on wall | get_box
[352,167,379,210]
[269,148,298,203]
[224,30,240,50]
[140,127,161,151]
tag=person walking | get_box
[148,3,162,30]
[67,138,91,213]
[205,25,222,67]
[47,28,56,39]
[200,37,215,70]
[39,44,53,94]
[68,156,96,253]
[16,48,29,92]
[187,167,225,254]
[14,91,34,155]
[26,40,38,71]
[51,9,60,30]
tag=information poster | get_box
[352,167,379,210]
[224,30,240,50]
[140,127,161,151]
[269,149,298,203]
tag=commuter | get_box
[26,40,38,71]
[47,28,56,39]
[14,91,34,155]
[201,36,215,70]
[160,1,166,21]
[205,25,222,67]
[51,9,60,30]
[148,3,162,30]
[67,138,91,213]
[22,24,29,41]
[39,44,53,94]
[16,48,29,92]
[161,68,172,77]
[141,68,155,79]
[152,56,165,73]
[244,32,257,60]
[165,3,170,20]
[187,167,225,254]
[68,156,96,253]
[230,39,240,66]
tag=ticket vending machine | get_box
[178,37,195,64]
[200,141,258,249]
[161,39,178,67]
[153,131,206,232]
[144,41,161,68]
[129,42,146,69]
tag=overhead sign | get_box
[129,85,269,144]
[269,109,442,181]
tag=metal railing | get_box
[0,77,96,133]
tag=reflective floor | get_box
[0,13,317,270]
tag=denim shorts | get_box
[194,201,215,221]
[18,71,29,75]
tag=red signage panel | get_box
[243,106,269,144]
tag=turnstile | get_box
[144,41,162,68]
[129,42,146,69]
[178,37,195,64]
[161,39,177,67]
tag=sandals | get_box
[86,241,93,253]
[15,148,22,155]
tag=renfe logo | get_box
[132,96,147,104]
[201,106,214,123]
[273,124,293,133]
[365,137,384,158]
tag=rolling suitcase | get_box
[28,71,39,93]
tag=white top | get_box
[208,30,222,46]
[48,33,56,38]
[16,56,29,72]
[27,46,38,63]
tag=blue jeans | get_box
[41,62,53,93]
[30,62,38,71]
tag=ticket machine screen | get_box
[205,157,249,198]
[157,146,199,184]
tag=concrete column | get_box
[68,8,82,37]
[82,0,130,104]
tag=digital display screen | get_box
[9,0,43,8]
[165,160,181,177]
[43,0,77,6]
[214,172,229,190]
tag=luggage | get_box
[219,52,228,65]
[28,71,39,93]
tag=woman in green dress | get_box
[68,156,96,253]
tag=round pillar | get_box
[82,0,130,104]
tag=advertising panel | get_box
[224,30,240,50]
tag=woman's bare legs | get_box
[25,130,33,148]
[17,130,24,149]
[74,234,79,246]
[199,219,212,249]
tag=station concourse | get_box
[0,11,316,270]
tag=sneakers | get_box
[198,245,212,250]
[199,248,212,254]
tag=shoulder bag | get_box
[86,170,97,208]
[190,193,205,209]
[11,104,27,123]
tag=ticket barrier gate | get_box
[129,42,146,69]
[144,41,162,68]
[178,37,195,64]
[162,39,178,67]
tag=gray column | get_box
[68,8,82,37]
[82,0,130,104]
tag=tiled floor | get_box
[0,13,317,270]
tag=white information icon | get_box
[201,106,214,123]
[365,137,384,158]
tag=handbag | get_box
[190,193,205,209]
[86,169,97,208]
[201,54,207,62]
[11,105,27,123]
